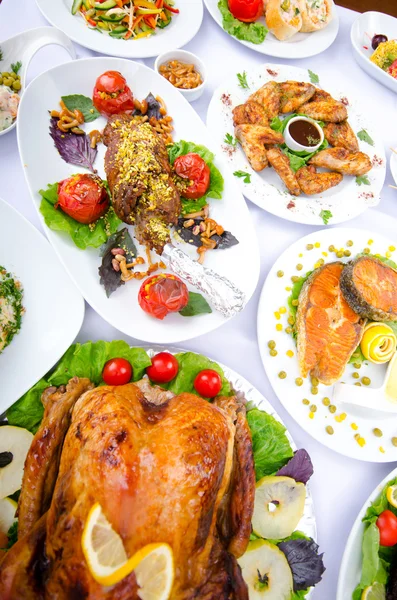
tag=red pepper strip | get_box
[163,2,179,12]
[87,17,97,26]
[144,14,157,27]
[155,0,163,7]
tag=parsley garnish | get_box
[234,170,251,183]
[308,69,319,84]
[224,133,237,146]
[357,129,374,147]
[11,61,22,75]
[356,175,370,186]
[237,71,249,89]
[320,209,332,225]
[0,47,3,62]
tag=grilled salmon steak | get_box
[340,256,397,322]
[296,262,365,385]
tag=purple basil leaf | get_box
[276,449,313,484]
[99,228,137,298]
[49,117,97,173]
[176,218,239,250]
[279,538,325,591]
[133,92,162,120]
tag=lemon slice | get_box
[361,582,386,600]
[82,503,174,596]
[0,497,17,534]
[386,485,397,508]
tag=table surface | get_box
[1,2,397,598]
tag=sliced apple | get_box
[0,425,33,499]
[238,539,293,599]
[252,475,306,540]
[0,497,17,534]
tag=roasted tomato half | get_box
[138,273,189,320]
[93,70,135,117]
[227,0,263,22]
[56,174,109,224]
[173,153,210,200]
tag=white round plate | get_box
[0,197,84,415]
[17,57,259,345]
[337,464,397,599]
[35,0,203,58]
[391,151,397,186]
[258,226,397,462]
[207,63,386,226]
[351,11,397,95]
[203,0,339,59]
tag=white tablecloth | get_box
[2,2,397,597]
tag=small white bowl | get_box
[154,49,206,103]
[284,116,324,153]
[351,11,397,95]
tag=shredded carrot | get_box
[87,17,97,26]
[160,10,167,19]
[122,15,130,22]
[132,14,144,28]
[115,0,123,6]
[155,0,163,6]
[124,30,133,38]
[144,14,157,27]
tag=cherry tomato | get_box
[93,70,135,117]
[138,273,189,320]
[173,153,210,200]
[227,0,263,22]
[146,352,179,383]
[56,174,109,224]
[376,510,397,546]
[102,358,133,386]
[194,369,222,398]
[388,59,397,80]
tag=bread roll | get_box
[265,0,303,41]
[299,0,333,32]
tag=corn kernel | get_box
[276,324,283,331]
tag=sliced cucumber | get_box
[94,0,117,9]
[82,0,91,9]
[100,12,125,21]
[112,24,128,32]
[109,30,127,37]
[71,0,83,14]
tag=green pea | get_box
[268,340,276,349]
[277,270,284,278]
[278,371,287,379]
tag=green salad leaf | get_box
[159,351,231,397]
[218,0,267,45]
[179,292,212,317]
[39,182,121,250]
[356,175,370,186]
[234,170,251,183]
[320,209,332,225]
[167,140,224,209]
[357,129,374,147]
[308,69,319,84]
[7,342,152,433]
[287,271,312,322]
[61,94,100,122]
[247,409,294,480]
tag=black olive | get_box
[372,34,388,50]
[0,451,13,468]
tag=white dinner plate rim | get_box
[203,0,339,59]
[35,0,204,58]
[207,63,386,226]
[17,56,260,344]
[0,196,85,414]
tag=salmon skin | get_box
[296,262,366,385]
[340,256,397,322]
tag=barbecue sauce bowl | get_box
[284,116,324,153]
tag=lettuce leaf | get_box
[39,182,121,250]
[6,341,152,433]
[247,409,294,480]
[167,140,224,211]
[218,0,267,45]
[158,351,231,396]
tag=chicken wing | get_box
[296,165,343,195]
[235,124,284,171]
[323,121,359,152]
[267,147,301,196]
[248,81,281,121]
[279,81,315,113]
[310,88,333,102]
[300,100,348,123]
[309,147,372,176]
[232,101,269,126]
